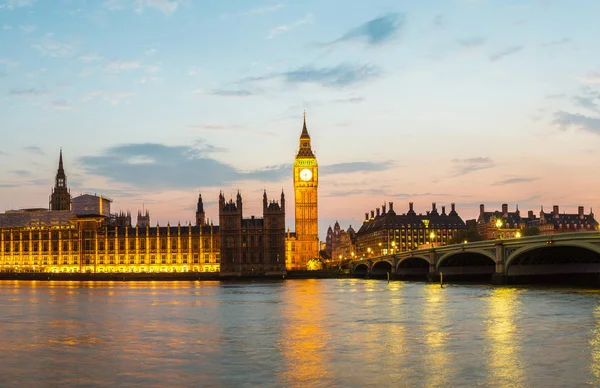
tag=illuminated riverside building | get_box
[0,152,221,273]
[355,202,467,258]
[325,222,356,262]
[285,114,320,270]
[477,203,599,239]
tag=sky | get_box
[1,0,600,240]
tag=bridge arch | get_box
[436,249,496,278]
[505,241,600,276]
[353,263,370,276]
[371,260,393,277]
[437,249,496,269]
[396,256,430,278]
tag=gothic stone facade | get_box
[219,191,286,274]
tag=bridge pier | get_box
[427,257,438,283]
[493,242,506,284]
[491,273,508,285]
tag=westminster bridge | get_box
[349,232,600,284]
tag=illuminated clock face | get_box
[300,168,312,181]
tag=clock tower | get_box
[292,113,319,269]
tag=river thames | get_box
[0,279,599,387]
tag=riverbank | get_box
[0,271,351,282]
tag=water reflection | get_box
[277,280,331,386]
[1,280,600,387]
[591,303,600,383]
[486,288,525,387]
[421,284,452,387]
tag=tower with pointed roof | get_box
[49,149,71,211]
[195,192,206,226]
[291,112,319,269]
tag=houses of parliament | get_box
[0,116,320,274]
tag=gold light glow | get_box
[486,288,524,386]
[278,281,330,385]
[422,285,451,386]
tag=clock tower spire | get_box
[291,112,319,270]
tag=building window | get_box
[129,255,135,265]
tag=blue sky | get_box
[1,0,600,239]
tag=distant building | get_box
[477,203,598,239]
[219,190,286,275]
[355,202,466,258]
[477,204,524,240]
[325,221,356,262]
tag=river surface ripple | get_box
[1,279,599,387]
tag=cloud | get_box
[323,188,388,198]
[9,88,48,96]
[578,72,600,85]
[283,63,381,88]
[188,124,276,137]
[145,48,157,56]
[245,3,283,15]
[572,95,599,112]
[82,91,136,105]
[553,111,600,134]
[32,35,75,57]
[79,142,288,188]
[0,0,35,10]
[492,177,538,186]
[433,14,445,28]
[321,161,395,174]
[451,157,494,176]
[78,53,102,63]
[104,60,141,73]
[267,13,313,39]
[23,146,44,155]
[326,13,404,46]
[0,58,18,67]
[9,170,31,177]
[188,67,201,76]
[489,45,523,62]
[458,36,486,49]
[19,24,36,33]
[102,0,125,11]
[333,96,364,104]
[135,0,179,14]
[209,89,254,97]
[49,100,76,111]
[2,24,11,30]
[543,38,570,46]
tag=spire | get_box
[197,191,204,213]
[58,148,64,173]
[297,112,314,157]
[300,110,310,139]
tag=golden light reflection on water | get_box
[278,280,331,386]
[421,284,451,387]
[486,288,524,387]
[590,303,600,383]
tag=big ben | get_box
[292,113,319,269]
